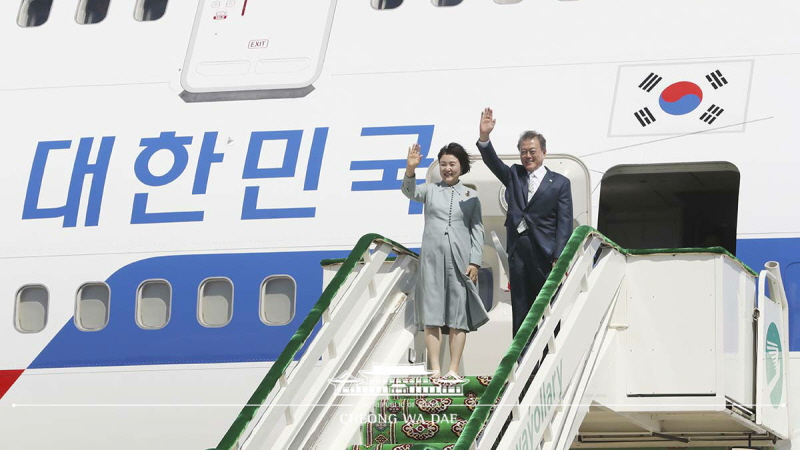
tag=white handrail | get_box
[239,241,418,449]
[546,288,619,450]
[490,230,510,281]
[477,235,626,449]
[756,261,791,439]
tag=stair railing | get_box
[755,261,791,438]
[454,226,759,450]
[210,234,418,450]
[459,226,624,450]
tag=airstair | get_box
[208,226,790,450]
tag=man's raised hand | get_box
[479,107,496,142]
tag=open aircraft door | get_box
[443,153,592,283]
[427,152,591,245]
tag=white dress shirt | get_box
[517,165,546,234]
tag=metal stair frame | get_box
[238,240,419,450]
[476,235,626,449]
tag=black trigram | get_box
[638,72,663,92]
[700,104,724,124]
[705,70,728,89]
[634,107,656,127]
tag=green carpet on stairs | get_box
[348,444,456,450]
[347,444,456,450]
[346,375,497,450]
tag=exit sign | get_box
[248,39,269,49]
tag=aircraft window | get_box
[76,283,111,331]
[76,0,110,25]
[17,0,53,27]
[371,0,403,10]
[260,276,296,326]
[494,0,523,4]
[136,280,171,330]
[198,278,233,327]
[432,0,463,6]
[134,0,167,22]
[15,285,49,333]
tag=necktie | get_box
[528,173,537,202]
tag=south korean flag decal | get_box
[608,60,754,137]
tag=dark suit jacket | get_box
[477,140,573,263]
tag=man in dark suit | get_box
[476,107,573,336]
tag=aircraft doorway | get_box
[597,162,740,254]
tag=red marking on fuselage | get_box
[242,0,249,15]
[0,370,24,400]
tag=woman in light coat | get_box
[402,142,488,378]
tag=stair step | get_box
[348,444,456,450]
[362,417,467,445]
[375,397,478,421]
[348,444,455,450]
[385,375,494,400]
[346,375,496,449]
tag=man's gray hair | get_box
[517,130,546,151]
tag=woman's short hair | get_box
[437,142,471,174]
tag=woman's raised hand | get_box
[405,143,422,177]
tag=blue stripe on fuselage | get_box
[737,237,800,351]
[27,237,800,369]
[28,250,346,369]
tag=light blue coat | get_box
[402,175,488,332]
